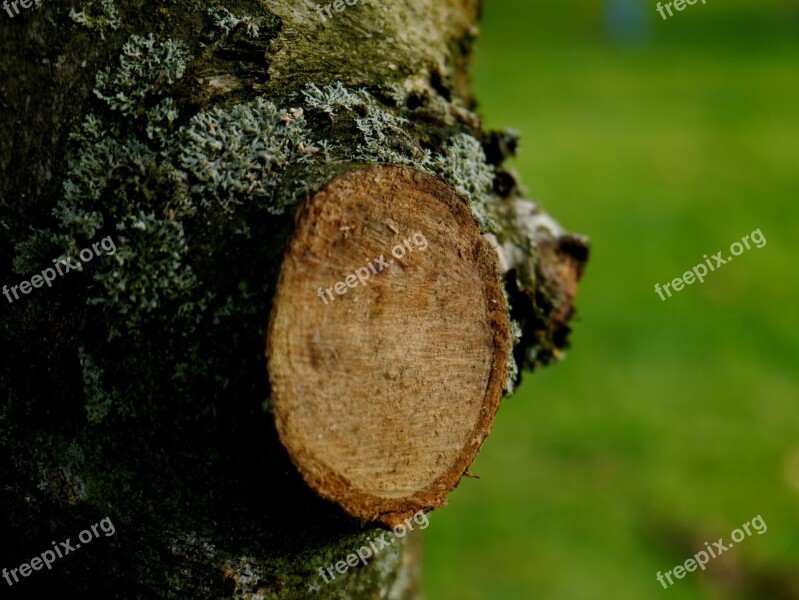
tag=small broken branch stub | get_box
[266,166,511,527]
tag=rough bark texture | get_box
[0,0,589,598]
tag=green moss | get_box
[255,0,478,107]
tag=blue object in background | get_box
[604,0,650,44]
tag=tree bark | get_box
[0,0,588,598]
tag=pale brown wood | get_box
[267,165,511,526]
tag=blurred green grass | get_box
[423,1,799,599]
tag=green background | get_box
[424,1,799,598]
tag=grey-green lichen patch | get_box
[89,212,199,330]
[179,99,316,214]
[94,34,191,116]
[69,0,121,39]
[300,82,497,230]
[146,98,180,144]
[208,6,262,38]
[57,130,156,226]
[78,346,114,424]
[504,318,523,393]
[12,32,321,428]
[434,133,495,230]
[302,83,429,169]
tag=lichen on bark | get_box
[0,0,587,597]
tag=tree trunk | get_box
[0,1,588,598]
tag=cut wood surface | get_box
[267,165,512,526]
